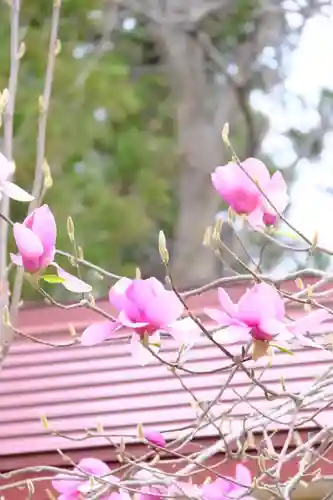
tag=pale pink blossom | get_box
[0,152,34,202]
[139,487,164,500]
[202,464,254,500]
[168,481,201,499]
[51,262,92,294]
[211,158,270,215]
[287,309,330,348]
[81,277,200,365]
[248,171,288,228]
[108,492,132,500]
[205,283,329,348]
[52,457,115,500]
[143,429,166,448]
[11,204,56,273]
[11,205,91,293]
[211,158,288,226]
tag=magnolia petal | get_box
[264,171,289,214]
[55,265,92,293]
[0,152,15,182]
[119,492,132,500]
[1,181,34,202]
[235,464,252,487]
[292,334,323,349]
[204,307,232,327]
[10,253,23,266]
[165,317,201,345]
[238,283,285,323]
[145,290,184,328]
[202,479,231,500]
[242,157,270,187]
[108,277,133,310]
[213,325,250,344]
[109,493,132,500]
[292,309,330,335]
[81,321,120,346]
[51,473,82,494]
[247,207,265,229]
[218,287,237,316]
[30,205,57,254]
[259,318,291,339]
[118,310,149,329]
[130,333,160,366]
[58,494,78,500]
[139,487,162,500]
[109,494,122,500]
[78,457,112,476]
[145,277,166,294]
[13,223,44,258]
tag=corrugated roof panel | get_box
[1,288,333,461]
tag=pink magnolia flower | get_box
[143,429,166,448]
[212,158,269,215]
[52,457,114,500]
[12,204,56,273]
[211,158,288,226]
[248,171,288,228]
[287,309,330,348]
[205,283,289,344]
[0,152,34,202]
[139,487,164,500]
[168,481,201,499]
[81,277,200,365]
[108,492,131,500]
[202,464,253,500]
[205,283,329,348]
[11,205,91,293]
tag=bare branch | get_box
[0,0,21,363]
[7,0,62,360]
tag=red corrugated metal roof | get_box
[1,278,333,470]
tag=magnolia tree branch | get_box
[0,0,21,362]
[8,0,62,352]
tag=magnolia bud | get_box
[42,159,53,189]
[221,122,230,146]
[55,38,61,56]
[203,226,212,246]
[67,216,75,242]
[40,414,49,429]
[17,41,26,60]
[158,230,169,265]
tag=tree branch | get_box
[6,0,62,361]
[0,0,21,363]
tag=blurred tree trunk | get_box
[154,26,235,288]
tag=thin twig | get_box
[10,0,62,338]
[0,0,21,363]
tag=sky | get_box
[252,7,333,258]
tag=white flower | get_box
[0,152,34,202]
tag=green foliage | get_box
[0,0,176,299]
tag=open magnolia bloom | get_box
[202,464,254,500]
[247,171,289,228]
[211,158,288,228]
[11,205,92,294]
[205,283,330,351]
[0,152,34,202]
[81,277,201,365]
[52,458,116,500]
